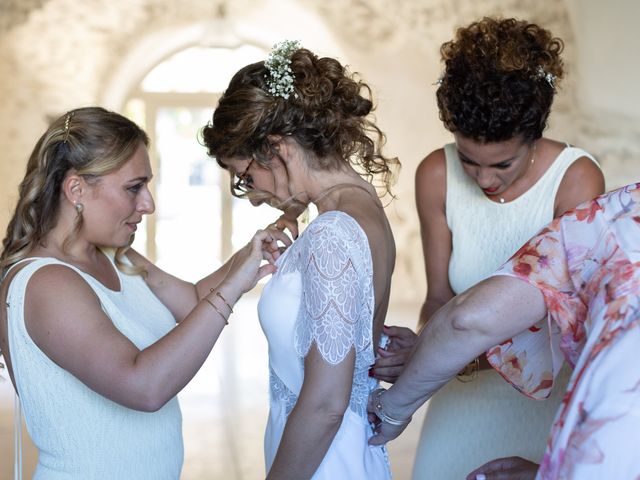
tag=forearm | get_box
[195,250,240,298]
[125,280,242,411]
[385,277,547,420]
[418,297,448,331]
[267,403,344,479]
[386,300,488,418]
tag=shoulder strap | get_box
[3,259,45,480]
[542,146,601,204]
[14,391,22,480]
[2,257,42,281]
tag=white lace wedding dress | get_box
[258,211,392,479]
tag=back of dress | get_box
[7,256,183,480]
[258,211,391,479]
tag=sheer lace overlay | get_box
[280,211,375,418]
[260,211,391,477]
[269,367,297,416]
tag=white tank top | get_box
[445,142,599,294]
[6,253,183,479]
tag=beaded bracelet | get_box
[371,388,411,426]
[210,288,233,313]
[202,297,229,325]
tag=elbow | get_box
[321,408,346,431]
[135,383,174,412]
[310,399,348,430]
[118,381,172,413]
[136,395,168,413]
[449,292,488,335]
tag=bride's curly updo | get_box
[201,47,398,196]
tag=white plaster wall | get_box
[0,0,638,306]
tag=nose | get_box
[475,168,495,190]
[137,187,155,215]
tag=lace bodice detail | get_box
[263,211,376,418]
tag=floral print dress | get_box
[487,183,640,479]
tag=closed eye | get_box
[493,162,512,170]
[461,156,512,170]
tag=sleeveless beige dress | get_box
[412,143,600,480]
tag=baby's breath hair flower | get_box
[264,39,301,99]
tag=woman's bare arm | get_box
[369,276,547,444]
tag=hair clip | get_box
[264,40,301,99]
[535,66,556,88]
[63,112,75,143]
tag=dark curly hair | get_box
[201,47,398,198]
[436,17,564,143]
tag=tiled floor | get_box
[0,298,427,479]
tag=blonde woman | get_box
[0,107,287,479]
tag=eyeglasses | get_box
[232,156,255,194]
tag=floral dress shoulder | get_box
[487,183,640,479]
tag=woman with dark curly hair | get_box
[373,17,604,479]
[202,41,399,479]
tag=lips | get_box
[483,187,499,194]
[126,221,140,232]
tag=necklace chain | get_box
[310,182,378,208]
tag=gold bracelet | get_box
[211,288,233,313]
[456,356,479,383]
[202,297,229,325]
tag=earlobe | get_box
[62,173,84,206]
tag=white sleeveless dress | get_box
[6,254,183,479]
[258,211,392,479]
[412,144,600,480]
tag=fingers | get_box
[256,263,277,281]
[371,365,404,383]
[383,325,417,340]
[465,457,539,480]
[272,216,299,239]
[376,347,396,358]
[376,347,410,364]
[367,422,406,446]
[251,229,288,265]
[368,432,387,446]
[371,373,400,383]
[383,326,418,349]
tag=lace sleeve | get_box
[294,214,373,365]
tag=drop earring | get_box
[74,202,84,214]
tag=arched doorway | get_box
[124,44,280,281]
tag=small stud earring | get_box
[74,202,84,213]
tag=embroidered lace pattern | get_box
[278,211,375,418]
[269,367,298,416]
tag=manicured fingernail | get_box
[383,325,390,330]
[368,368,374,377]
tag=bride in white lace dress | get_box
[202,41,399,479]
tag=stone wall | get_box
[0,0,638,306]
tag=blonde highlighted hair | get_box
[0,106,149,278]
